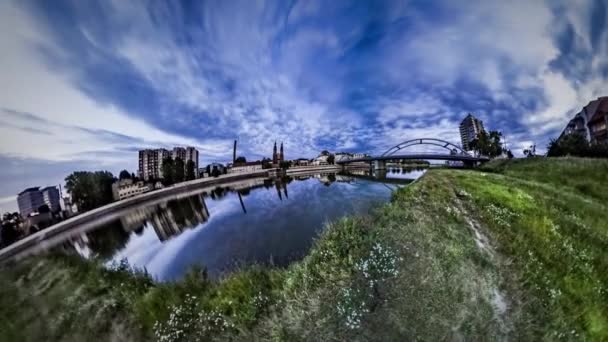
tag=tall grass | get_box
[1,157,606,341]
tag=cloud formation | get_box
[0,0,607,209]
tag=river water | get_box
[60,168,425,281]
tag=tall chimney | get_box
[233,140,237,163]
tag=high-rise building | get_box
[185,147,199,176]
[41,186,61,213]
[139,147,199,181]
[459,113,485,151]
[138,149,171,181]
[561,96,608,144]
[17,187,45,217]
[172,147,187,161]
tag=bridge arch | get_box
[381,138,468,157]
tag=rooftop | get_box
[18,187,40,196]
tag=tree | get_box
[327,154,335,164]
[506,150,514,159]
[1,221,20,247]
[547,133,608,158]
[65,171,115,212]
[279,160,291,169]
[119,170,132,180]
[262,157,272,169]
[235,156,247,164]
[174,157,185,183]
[185,160,196,181]
[37,204,50,214]
[523,144,536,158]
[470,130,504,158]
[161,157,175,185]
[320,150,330,156]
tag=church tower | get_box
[273,141,278,164]
[279,142,284,162]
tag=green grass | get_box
[1,157,606,341]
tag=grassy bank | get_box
[1,157,606,341]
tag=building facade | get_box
[138,148,171,181]
[272,141,284,165]
[228,161,264,173]
[41,186,61,213]
[335,152,352,163]
[185,147,199,174]
[459,113,485,151]
[139,147,199,181]
[17,187,45,217]
[172,147,187,161]
[112,179,152,201]
[561,97,608,144]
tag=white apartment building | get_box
[112,179,152,201]
[228,161,264,173]
[138,148,171,181]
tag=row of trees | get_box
[1,212,23,247]
[161,157,197,185]
[547,133,608,158]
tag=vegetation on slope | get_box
[1,157,606,341]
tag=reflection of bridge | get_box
[337,138,489,169]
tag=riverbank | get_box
[0,166,346,262]
[1,158,606,341]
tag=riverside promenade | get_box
[0,165,347,262]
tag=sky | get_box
[0,0,607,212]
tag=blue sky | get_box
[0,0,607,211]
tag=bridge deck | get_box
[338,153,489,163]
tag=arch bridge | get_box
[337,138,489,169]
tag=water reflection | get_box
[57,168,425,280]
[121,194,210,242]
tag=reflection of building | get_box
[347,169,371,176]
[17,187,45,217]
[274,179,289,200]
[138,148,171,181]
[112,179,152,201]
[120,194,210,242]
[459,113,485,151]
[335,174,354,182]
[231,178,266,191]
[560,97,608,144]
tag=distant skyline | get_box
[1,0,607,212]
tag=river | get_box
[59,168,425,281]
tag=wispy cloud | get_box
[0,0,606,186]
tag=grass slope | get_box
[1,157,606,341]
